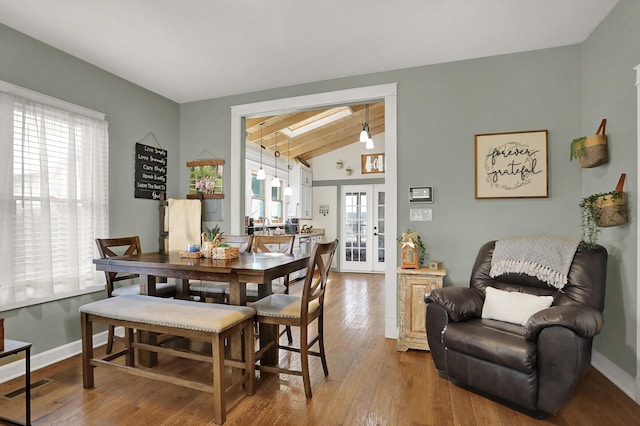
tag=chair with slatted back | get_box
[247,234,295,298]
[239,234,296,341]
[95,236,176,354]
[189,235,253,303]
[251,239,338,399]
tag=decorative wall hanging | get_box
[570,118,608,168]
[187,159,224,199]
[475,130,548,199]
[361,153,385,174]
[134,141,167,200]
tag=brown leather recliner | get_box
[424,240,607,418]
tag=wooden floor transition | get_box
[0,272,638,425]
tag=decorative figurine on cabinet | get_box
[398,229,425,269]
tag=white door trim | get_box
[230,83,398,338]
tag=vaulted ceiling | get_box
[0,2,619,103]
[246,103,384,163]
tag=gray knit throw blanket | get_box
[490,236,580,290]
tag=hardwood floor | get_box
[0,272,638,425]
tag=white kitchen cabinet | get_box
[287,164,313,219]
[301,167,312,186]
[299,185,312,219]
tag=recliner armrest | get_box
[524,305,603,341]
[424,287,484,322]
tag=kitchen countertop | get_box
[251,228,325,237]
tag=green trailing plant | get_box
[397,229,426,265]
[570,137,586,162]
[579,196,602,247]
[579,191,627,247]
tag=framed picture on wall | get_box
[475,130,548,199]
[361,153,385,174]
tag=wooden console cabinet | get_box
[397,267,446,351]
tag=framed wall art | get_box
[475,130,548,199]
[186,159,224,199]
[361,153,385,174]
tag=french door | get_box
[341,184,385,272]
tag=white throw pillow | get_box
[481,286,554,326]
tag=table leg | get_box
[139,274,156,295]
[227,280,247,381]
[137,274,159,367]
[258,279,278,367]
[176,278,190,300]
[25,346,31,426]
[138,331,158,367]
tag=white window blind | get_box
[0,85,109,310]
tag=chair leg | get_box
[283,279,293,344]
[285,326,293,344]
[318,314,329,376]
[106,324,115,354]
[300,325,312,399]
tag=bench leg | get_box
[212,333,225,425]
[81,313,94,389]
[125,327,135,366]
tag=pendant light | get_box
[256,122,266,180]
[359,103,371,142]
[366,137,375,150]
[271,131,281,187]
[284,136,293,196]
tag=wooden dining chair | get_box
[251,239,338,399]
[246,234,295,299]
[189,234,253,303]
[240,234,296,342]
[95,236,176,354]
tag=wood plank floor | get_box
[1,272,638,425]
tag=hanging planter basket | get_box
[570,119,609,168]
[589,173,628,228]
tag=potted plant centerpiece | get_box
[201,224,223,258]
[398,229,426,269]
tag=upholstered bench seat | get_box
[80,295,255,425]
[80,294,254,332]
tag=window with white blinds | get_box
[0,83,109,310]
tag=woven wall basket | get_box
[590,173,628,227]
[578,119,609,168]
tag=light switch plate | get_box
[410,208,432,221]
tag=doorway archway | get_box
[230,83,399,338]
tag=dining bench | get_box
[80,295,255,425]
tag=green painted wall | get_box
[581,0,639,376]
[179,6,637,378]
[0,24,180,353]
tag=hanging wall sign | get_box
[134,142,167,200]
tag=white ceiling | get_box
[0,0,619,104]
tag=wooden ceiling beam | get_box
[245,102,385,161]
[286,107,384,158]
[299,122,385,161]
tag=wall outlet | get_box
[410,208,432,221]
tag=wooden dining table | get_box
[93,251,309,367]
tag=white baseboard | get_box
[591,349,639,404]
[0,331,108,384]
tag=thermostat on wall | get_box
[409,186,433,203]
